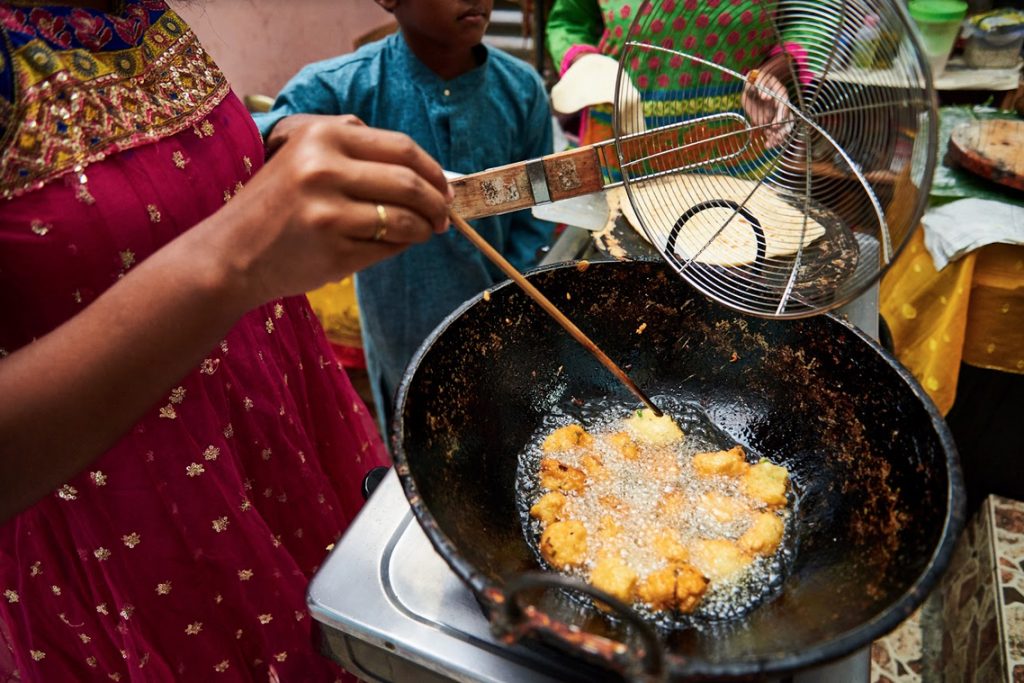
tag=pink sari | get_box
[0,3,387,681]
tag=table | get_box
[879,107,1023,415]
[878,106,1023,514]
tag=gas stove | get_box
[309,471,872,683]
[308,223,879,683]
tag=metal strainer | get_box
[449,0,937,318]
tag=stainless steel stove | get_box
[309,472,871,683]
[308,222,879,683]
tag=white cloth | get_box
[922,198,1024,270]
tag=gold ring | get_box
[373,204,388,241]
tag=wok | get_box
[392,260,964,681]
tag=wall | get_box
[174,0,388,100]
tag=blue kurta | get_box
[255,33,554,434]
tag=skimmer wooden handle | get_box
[448,209,661,416]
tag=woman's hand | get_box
[206,115,452,310]
[741,69,793,149]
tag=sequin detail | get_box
[0,11,228,197]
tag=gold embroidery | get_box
[30,219,51,236]
[185,621,203,636]
[272,535,282,548]
[243,156,252,174]
[57,484,78,501]
[212,516,229,533]
[243,397,253,411]
[75,183,95,204]
[265,318,275,334]
[220,339,229,354]
[51,585,61,596]
[3,589,18,603]
[202,120,215,137]
[294,611,305,621]
[109,673,122,681]
[1,15,229,198]
[172,150,188,169]
[147,204,161,222]
[186,463,205,477]
[169,386,186,404]
[87,656,98,668]
[261,448,272,461]
[138,653,150,668]
[29,650,45,661]
[317,493,326,504]
[156,581,172,596]
[73,289,83,304]
[79,633,91,644]
[235,629,243,639]
[234,181,244,195]
[223,423,234,438]
[214,660,230,673]
[294,528,304,539]
[30,561,42,577]
[200,358,220,375]
[203,445,220,461]
[158,405,177,419]
[122,532,141,549]
[90,471,107,486]
[325,543,335,552]
[239,498,252,512]
[263,488,273,499]
[119,604,134,620]
[238,569,253,581]
[222,189,232,203]
[276,492,288,503]
[258,614,273,625]
[214,594,223,604]
[96,603,109,615]
[94,547,111,561]
[274,652,287,662]
[120,250,135,270]
[297,450,306,464]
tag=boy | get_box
[256,0,554,435]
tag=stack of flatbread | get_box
[607,174,828,266]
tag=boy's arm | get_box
[253,65,342,141]
[503,81,557,273]
[545,0,605,74]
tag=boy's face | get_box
[384,0,492,51]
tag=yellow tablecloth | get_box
[880,227,1024,414]
[306,277,363,350]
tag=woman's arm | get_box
[545,0,605,74]
[0,118,450,523]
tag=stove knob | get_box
[361,466,390,500]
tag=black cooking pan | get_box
[391,260,964,681]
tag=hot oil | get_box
[515,396,797,629]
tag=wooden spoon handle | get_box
[448,209,662,417]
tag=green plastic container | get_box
[909,0,968,75]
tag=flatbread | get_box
[608,174,829,266]
[551,54,646,134]
[551,53,620,114]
